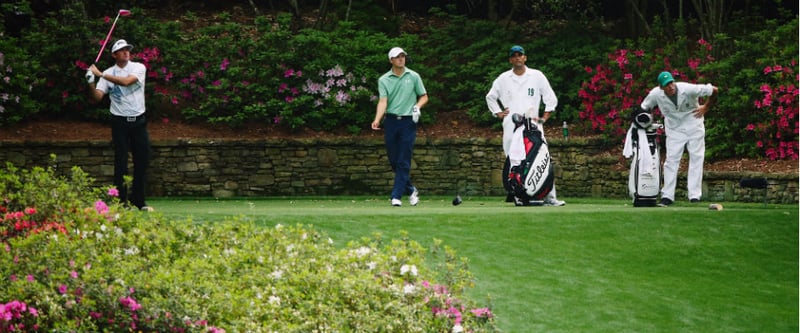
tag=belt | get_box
[388,114,412,120]
[114,114,145,122]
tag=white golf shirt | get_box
[96,61,147,117]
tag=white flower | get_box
[400,264,418,276]
[366,262,377,270]
[268,295,281,306]
[354,246,371,257]
[270,269,283,280]
[124,246,140,255]
[452,324,464,333]
[403,284,415,294]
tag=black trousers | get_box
[111,115,151,209]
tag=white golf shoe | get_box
[545,199,566,206]
[391,198,402,207]
[409,189,419,206]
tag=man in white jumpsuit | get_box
[485,45,565,206]
[641,71,718,206]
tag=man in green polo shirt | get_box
[371,47,429,207]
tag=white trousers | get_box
[661,134,705,200]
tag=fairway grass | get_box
[151,197,798,333]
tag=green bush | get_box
[702,18,799,160]
[0,163,499,332]
[1,4,796,159]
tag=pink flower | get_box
[108,188,119,197]
[688,58,700,70]
[24,207,36,215]
[26,274,34,282]
[119,296,142,312]
[95,200,109,215]
[75,60,89,70]
[470,307,493,318]
[70,271,78,279]
[220,58,230,71]
[58,284,68,294]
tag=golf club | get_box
[94,9,131,63]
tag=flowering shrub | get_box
[746,62,799,160]
[0,300,39,332]
[0,42,43,126]
[0,163,498,332]
[578,38,714,141]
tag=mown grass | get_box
[151,196,798,333]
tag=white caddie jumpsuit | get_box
[641,82,715,201]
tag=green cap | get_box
[508,45,525,57]
[657,71,674,87]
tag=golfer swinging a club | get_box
[87,39,154,212]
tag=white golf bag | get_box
[623,108,662,207]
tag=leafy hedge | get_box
[0,161,499,332]
[0,2,796,159]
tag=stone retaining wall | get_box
[1,138,796,203]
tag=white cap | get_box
[388,47,405,59]
[111,39,134,53]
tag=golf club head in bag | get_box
[452,194,462,206]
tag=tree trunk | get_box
[625,0,651,38]
[690,0,726,40]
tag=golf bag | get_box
[623,108,662,207]
[506,114,554,206]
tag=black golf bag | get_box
[506,114,554,206]
[624,108,662,207]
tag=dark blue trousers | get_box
[383,116,416,200]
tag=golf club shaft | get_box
[94,12,122,63]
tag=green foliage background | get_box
[0,1,796,159]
